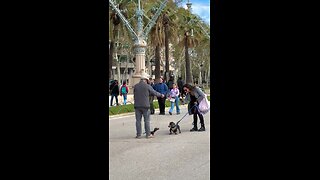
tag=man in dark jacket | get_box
[148,78,155,114]
[133,74,164,138]
[110,80,119,106]
[153,77,168,115]
[167,74,175,90]
[177,77,185,104]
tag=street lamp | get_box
[186,0,192,10]
[109,0,169,86]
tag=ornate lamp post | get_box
[185,0,193,84]
[109,0,168,86]
[186,0,192,10]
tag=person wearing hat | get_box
[133,73,165,138]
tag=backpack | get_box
[121,86,127,94]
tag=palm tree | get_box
[149,19,164,83]
[109,2,130,81]
[144,1,166,83]
[163,12,170,81]
[174,8,205,84]
[172,8,195,84]
[162,0,180,81]
[109,3,122,81]
[189,17,210,85]
[109,40,114,80]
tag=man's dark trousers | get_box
[157,97,166,114]
[149,96,155,114]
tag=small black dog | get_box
[150,127,159,135]
[168,122,181,135]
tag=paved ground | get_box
[109,105,210,180]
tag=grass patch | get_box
[109,96,210,115]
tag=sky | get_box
[179,0,210,25]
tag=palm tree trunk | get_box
[116,52,121,83]
[207,65,210,87]
[147,53,152,76]
[164,24,169,81]
[199,65,202,87]
[185,32,192,84]
[163,13,170,81]
[109,41,114,80]
[155,45,161,83]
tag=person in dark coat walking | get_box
[167,74,175,91]
[133,73,165,138]
[177,77,185,104]
[183,83,206,131]
[110,80,119,106]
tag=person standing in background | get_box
[153,77,168,115]
[119,81,129,105]
[177,77,185,104]
[110,80,119,106]
[148,78,155,114]
[168,83,180,115]
[167,74,175,91]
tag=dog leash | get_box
[176,104,199,125]
[143,104,199,134]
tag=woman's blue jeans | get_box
[169,96,180,113]
[123,94,127,105]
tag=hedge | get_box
[109,96,210,115]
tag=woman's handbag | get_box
[198,95,210,114]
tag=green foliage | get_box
[109,103,135,115]
[109,96,210,115]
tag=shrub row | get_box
[109,96,210,115]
